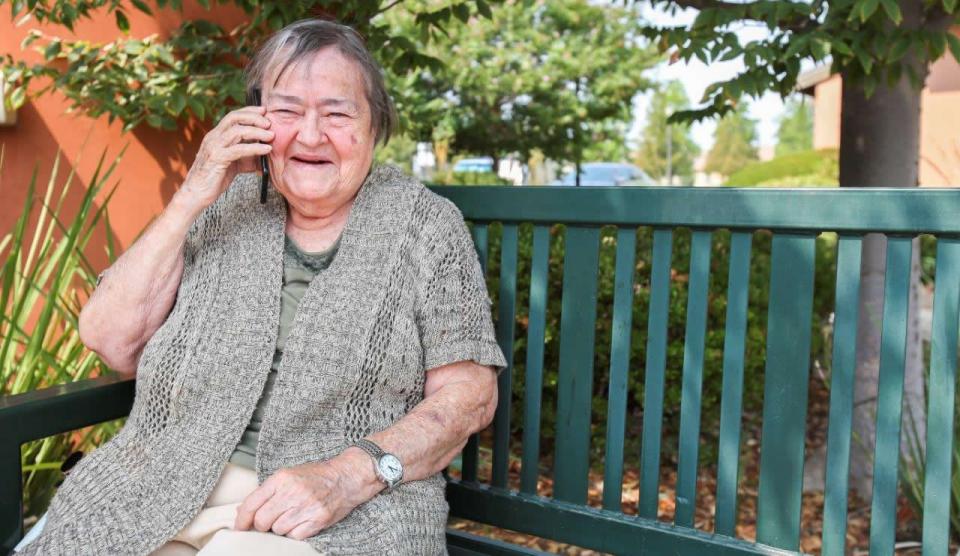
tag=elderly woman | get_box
[15,18,505,556]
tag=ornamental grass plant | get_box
[1,147,125,520]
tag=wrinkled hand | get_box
[233,455,370,541]
[179,106,273,212]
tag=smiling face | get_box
[263,46,376,219]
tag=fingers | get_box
[220,106,271,129]
[287,520,320,541]
[269,507,303,536]
[252,496,296,532]
[227,143,272,160]
[234,482,276,531]
[223,125,274,147]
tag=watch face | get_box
[379,454,403,482]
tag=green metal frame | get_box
[4,185,960,556]
[1,376,134,554]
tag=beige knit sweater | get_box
[17,165,507,555]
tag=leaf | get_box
[21,30,41,50]
[858,49,874,74]
[879,0,902,23]
[947,33,960,64]
[784,36,809,59]
[929,31,947,58]
[169,92,187,115]
[9,85,26,109]
[831,40,853,57]
[692,9,715,30]
[453,3,471,23]
[719,46,743,62]
[887,36,911,61]
[863,74,878,98]
[945,0,958,12]
[114,10,130,33]
[43,41,62,60]
[857,0,880,21]
[130,0,153,15]
[476,0,493,19]
[186,96,206,120]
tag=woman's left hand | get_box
[233,455,368,540]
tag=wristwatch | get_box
[352,438,404,492]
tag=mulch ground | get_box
[447,368,932,555]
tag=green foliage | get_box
[481,223,837,467]
[1,0,494,131]
[724,148,839,187]
[643,0,960,123]
[704,105,758,177]
[775,98,814,157]
[374,133,418,174]
[0,148,125,518]
[428,170,511,186]
[633,81,700,183]
[383,0,657,167]
[580,121,634,163]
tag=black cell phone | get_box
[246,87,270,204]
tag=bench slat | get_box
[639,228,674,518]
[602,227,638,511]
[463,223,490,483]
[921,238,960,555]
[553,225,602,504]
[821,235,863,556]
[714,231,753,537]
[868,236,914,555]
[757,233,816,550]
[493,224,519,489]
[447,480,793,556]
[520,225,551,495]
[675,230,713,527]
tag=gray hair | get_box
[245,19,397,146]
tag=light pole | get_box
[665,115,673,186]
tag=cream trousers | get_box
[149,463,319,555]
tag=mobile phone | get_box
[246,87,270,204]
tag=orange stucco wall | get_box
[810,30,960,187]
[0,3,248,267]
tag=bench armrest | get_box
[1,375,135,554]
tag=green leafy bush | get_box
[1,149,124,519]
[429,169,512,186]
[481,223,837,468]
[724,149,838,188]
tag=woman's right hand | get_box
[178,106,274,211]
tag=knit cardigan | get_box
[18,165,507,555]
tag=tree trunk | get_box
[838,8,929,499]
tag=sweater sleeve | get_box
[416,211,508,375]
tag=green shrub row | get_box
[724,149,838,188]
[480,223,839,469]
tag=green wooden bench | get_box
[3,185,959,555]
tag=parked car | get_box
[452,157,495,173]
[552,162,654,186]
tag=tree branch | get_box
[375,0,405,17]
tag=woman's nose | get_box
[296,115,328,147]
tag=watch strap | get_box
[352,438,402,491]
[353,438,386,460]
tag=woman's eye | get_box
[329,113,348,118]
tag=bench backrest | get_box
[432,185,960,556]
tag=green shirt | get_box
[228,234,340,469]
